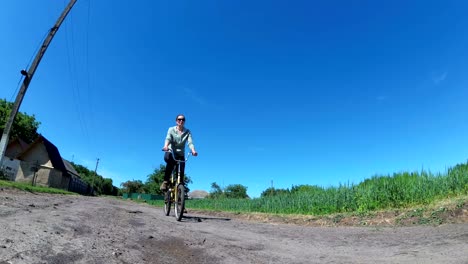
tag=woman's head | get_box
[175,114,186,125]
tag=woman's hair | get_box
[175,114,185,120]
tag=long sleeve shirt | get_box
[165,126,195,155]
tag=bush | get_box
[0,170,9,181]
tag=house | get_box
[2,138,30,181]
[8,135,90,194]
[5,137,29,158]
[188,190,209,199]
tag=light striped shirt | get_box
[165,126,194,155]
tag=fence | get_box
[68,176,93,195]
[122,193,164,201]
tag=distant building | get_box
[189,190,209,199]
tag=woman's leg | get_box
[161,152,176,190]
[179,162,186,183]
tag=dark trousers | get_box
[164,152,185,182]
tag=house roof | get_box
[5,137,30,158]
[62,158,80,178]
[7,137,30,150]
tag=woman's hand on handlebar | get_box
[162,146,169,152]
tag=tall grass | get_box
[187,161,468,215]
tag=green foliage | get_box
[261,187,290,197]
[144,165,166,195]
[141,164,192,195]
[0,98,40,144]
[208,182,223,198]
[0,170,9,181]
[225,184,249,199]
[207,182,248,199]
[70,162,118,196]
[121,180,144,193]
[291,184,324,194]
[102,178,114,195]
[187,161,468,216]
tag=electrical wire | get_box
[64,0,91,144]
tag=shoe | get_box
[160,181,168,191]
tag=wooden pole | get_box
[0,0,78,168]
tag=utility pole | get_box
[91,158,99,195]
[94,158,100,176]
[0,0,78,169]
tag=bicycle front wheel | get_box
[164,189,172,216]
[174,184,186,221]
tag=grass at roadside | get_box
[182,162,468,216]
[0,180,75,195]
[141,161,467,226]
[143,194,467,227]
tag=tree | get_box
[102,178,114,195]
[144,164,192,195]
[71,162,118,196]
[121,180,144,194]
[209,182,223,199]
[261,187,290,197]
[0,99,40,143]
[144,165,166,195]
[225,184,249,199]
[290,184,324,194]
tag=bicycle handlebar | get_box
[162,149,191,162]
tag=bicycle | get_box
[162,149,191,221]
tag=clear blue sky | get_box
[1,1,467,198]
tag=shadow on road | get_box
[183,215,231,223]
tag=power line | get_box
[64,1,91,145]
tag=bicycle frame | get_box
[163,149,191,221]
[166,149,190,185]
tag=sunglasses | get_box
[177,118,185,121]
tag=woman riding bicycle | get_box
[160,114,198,191]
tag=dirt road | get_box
[1,188,467,264]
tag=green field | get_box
[150,161,468,216]
[3,161,467,217]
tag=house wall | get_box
[16,160,69,189]
[34,167,52,187]
[15,143,54,186]
[15,160,36,184]
[1,158,20,181]
[20,144,53,167]
[15,160,50,185]
[48,168,69,189]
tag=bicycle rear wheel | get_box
[174,184,186,221]
[163,189,172,216]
